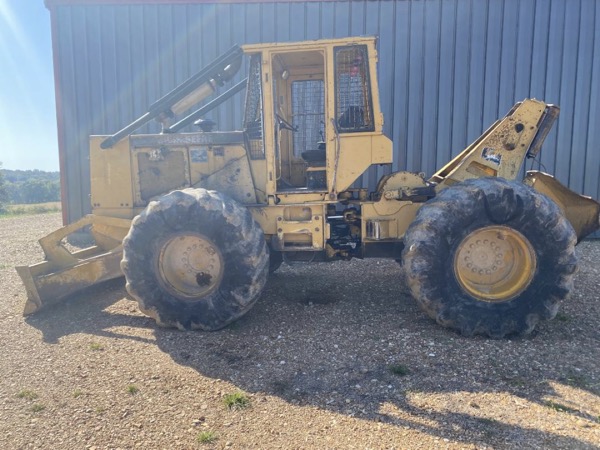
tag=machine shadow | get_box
[25,278,154,345]
[152,261,599,449]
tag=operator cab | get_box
[243,40,377,196]
[271,46,375,193]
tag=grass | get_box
[31,404,45,412]
[564,371,589,388]
[562,371,600,395]
[127,385,139,395]
[388,364,410,376]
[0,202,61,217]
[73,389,83,398]
[476,417,498,426]
[89,342,104,351]
[505,376,527,388]
[197,431,218,444]
[17,389,38,400]
[543,400,578,414]
[223,392,250,410]
[555,312,572,322]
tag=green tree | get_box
[0,162,8,213]
[21,179,52,203]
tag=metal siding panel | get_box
[498,0,518,113]
[513,0,535,102]
[172,6,190,83]
[70,7,93,222]
[436,0,456,166]
[320,2,335,39]
[84,6,104,132]
[483,0,503,126]
[406,1,425,173]
[529,0,550,99]
[377,0,396,140]
[569,0,595,194]
[289,2,306,41]
[451,0,470,160]
[392,0,411,171]
[349,0,366,35]
[497,0,520,176]
[466,0,487,143]
[541,0,566,175]
[376,0,395,182]
[245,3,262,43]
[305,3,322,40]
[49,0,599,224]
[365,2,385,191]
[421,0,441,176]
[214,4,235,129]
[261,3,277,42]
[333,1,350,38]
[56,7,84,222]
[115,6,135,128]
[274,2,290,41]
[585,1,600,200]
[554,0,580,186]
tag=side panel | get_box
[90,136,135,219]
[249,204,327,251]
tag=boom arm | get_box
[430,99,557,188]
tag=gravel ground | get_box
[1,212,599,450]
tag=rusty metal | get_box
[524,171,600,242]
[16,215,131,315]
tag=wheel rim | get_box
[454,226,537,303]
[156,232,224,299]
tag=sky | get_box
[0,0,58,172]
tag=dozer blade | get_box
[525,171,600,242]
[16,215,131,315]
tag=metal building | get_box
[46,0,600,227]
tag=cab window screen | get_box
[334,45,374,133]
[243,54,265,159]
[291,80,325,157]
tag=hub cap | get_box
[156,232,224,299]
[454,226,536,302]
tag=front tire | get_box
[121,188,269,330]
[402,178,577,338]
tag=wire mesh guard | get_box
[243,54,265,160]
[335,45,374,132]
[291,80,325,157]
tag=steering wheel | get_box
[275,113,297,132]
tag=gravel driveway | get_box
[1,212,599,449]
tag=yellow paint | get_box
[454,226,537,302]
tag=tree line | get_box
[0,163,60,212]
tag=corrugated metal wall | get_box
[49,0,600,225]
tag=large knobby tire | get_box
[121,188,269,330]
[402,178,577,338]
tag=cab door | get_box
[270,50,327,192]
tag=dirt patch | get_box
[0,213,599,449]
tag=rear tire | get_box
[121,188,269,330]
[402,178,577,338]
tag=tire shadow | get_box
[22,257,600,448]
[151,260,600,449]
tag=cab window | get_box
[334,45,374,133]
